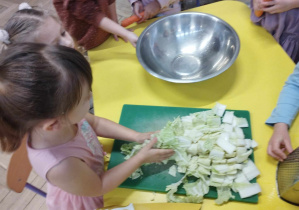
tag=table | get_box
[89,1,299,209]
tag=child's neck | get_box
[30,123,78,149]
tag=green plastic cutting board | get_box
[108,104,258,203]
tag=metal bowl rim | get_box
[136,12,240,83]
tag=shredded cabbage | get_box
[120,103,260,205]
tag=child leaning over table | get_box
[130,0,181,22]
[250,0,299,63]
[0,3,74,52]
[53,0,139,49]
[266,62,299,161]
[0,43,174,210]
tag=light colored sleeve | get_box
[157,0,178,9]
[266,62,299,127]
[128,0,138,5]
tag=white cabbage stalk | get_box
[216,138,236,154]
[168,165,177,177]
[234,127,245,139]
[221,123,233,132]
[120,103,260,205]
[212,102,227,117]
[238,183,261,199]
[222,111,234,124]
[209,148,225,159]
[242,159,260,181]
[187,144,198,155]
[233,117,249,128]
[251,139,258,148]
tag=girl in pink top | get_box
[0,43,174,210]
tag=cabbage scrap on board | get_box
[120,103,261,205]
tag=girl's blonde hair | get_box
[0,8,58,52]
[0,43,92,152]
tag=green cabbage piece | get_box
[166,175,204,203]
[215,186,235,205]
[119,103,259,205]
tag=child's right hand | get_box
[122,31,138,47]
[267,123,293,161]
[136,138,174,164]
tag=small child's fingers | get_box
[156,153,174,162]
[113,34,119,41]
[262,1,275,7]
[137,18,145,23]
[136,12,142,18]
[138,12,148,23]
[145,138,158,149]
[267,144,282,161]
[162,152,174,160]
[284,141,293,154]
[148,149,174,163]
[131,42,137,48]
[273,147,287,161]
[268,149,282,161]
[157,149,175,158]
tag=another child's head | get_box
[0,43,92,152]
[0,6,74,52]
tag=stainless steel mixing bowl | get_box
[136,12,240,83]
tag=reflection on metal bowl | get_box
[136,12,240,83]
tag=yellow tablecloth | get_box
[90,1,299,209]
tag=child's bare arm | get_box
[85,113,153,143]
[100,138,173,193]
[46,139,174,196]
[98,17,138,47]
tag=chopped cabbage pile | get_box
[120,103,261,205]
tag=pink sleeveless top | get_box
[27,119,105,210]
